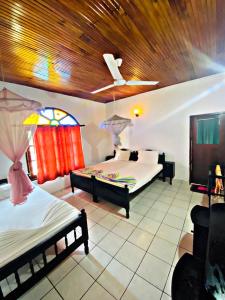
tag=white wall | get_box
[0,81,112,192]
[106,73,225,180]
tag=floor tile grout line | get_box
[161,189,194,295]
[23,180,189,299]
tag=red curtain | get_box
[34,126,85,184]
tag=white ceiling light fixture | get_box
[91,54,159,94]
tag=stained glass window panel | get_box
[60,115,77,125]
[38,115,50,125]
[54,109,67,120]
[41,108,54,120]
[37,108,78,126]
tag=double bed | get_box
[0,184,89,300]
[70,150,165,218]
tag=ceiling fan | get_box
[91,54,159,94]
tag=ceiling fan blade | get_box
[91,83,115,94]
[126,80,159,85]
[103,54,123,81]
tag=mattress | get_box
[0,184,79,268]
[75,160,163,193]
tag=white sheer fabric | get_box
[0,88,42,205]
[100,114,132,146]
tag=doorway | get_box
[190,112,225,184]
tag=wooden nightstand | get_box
[163,161,175,185]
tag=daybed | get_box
[0,185,89,300]
[70,150,165,218]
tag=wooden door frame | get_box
[189,111,225,183]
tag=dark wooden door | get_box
[190,112,225,185]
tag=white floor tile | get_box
[156,224,181,245]
[98,213,120,230]
[123,211,143,226]
[143,191,159,200]
[183,216,193,232]
[164,266,174,296]
[99,232,125,256]
[112,220,135,239]
[152,201,170,213]
[128,228,154,251]
[82,282,115,300]
[158,196,174,205]
[146,208,166,222]
[138,197,155,208]
[80,246,112,279]
[161,292,172,300]
[56,265,94,300]
[72,240,95,263]
[168,206,187,219]
[115,241,145,272]
[88,208,108,223]
[89,224,109,244]
[48,257,77,285]
[19,278,52,300]
[42,289,62,300]
[172,199,190,209]
[121,274,162,300]
[130,203,150,216]
[137,253,171,291]
[86,218,96,231]
[97,259,134,299]
[138,217,161,235]
[84,204,98,214]
[148,236,177,264]
[163,213,184,230]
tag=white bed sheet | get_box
[76,160,163,193]
[0,185,79,268]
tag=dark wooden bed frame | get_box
[0,209,89,300]
[70,151,166,218]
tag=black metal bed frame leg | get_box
[81,209,89,254]
[93,195,98,202]
[125,185,130,219]
[91,175,98,203]
[126,207,130,219]
[70,171,75,193]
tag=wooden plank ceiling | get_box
[0,0,224,103]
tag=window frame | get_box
[26,107,80,180]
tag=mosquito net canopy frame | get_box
[0,88,42,205]
[100,114,132,146]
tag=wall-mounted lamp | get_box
[133,108,140,117]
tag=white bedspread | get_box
[75,160,163,193]
[0,185,79,268]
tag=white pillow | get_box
[114,149,130,161]
[137,150,158,165]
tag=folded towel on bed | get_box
[77,168,136,188]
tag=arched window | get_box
[38,107,79,126]
[27,108,84,181]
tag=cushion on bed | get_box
[114,149,130,161]
[137,150,159,165]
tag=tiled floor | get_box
[3,179,209,300]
